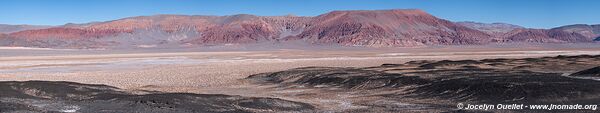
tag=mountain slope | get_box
[500,28,592,43]
[0,9,597,49]
[455,21,524,36]
[551,24,600,39]
[295,9,492,47]
[3,15,313,48]
[0,24,53,34]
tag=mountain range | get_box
[0,9,598,49]
[0,24,52,34]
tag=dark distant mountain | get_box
[499,28,591,43]
[0,9,597,49]
[0,24,52,34]
[455,21,523,36]
[552,24,600,40]
[495,24,600,43]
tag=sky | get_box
[0,0,598,28]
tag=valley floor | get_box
[1,45,600,112]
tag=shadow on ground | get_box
[0,81,315,113]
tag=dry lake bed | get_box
[2,46,600,112]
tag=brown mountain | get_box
[295,9,492,47]
[0,9,597,49]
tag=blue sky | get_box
[0,0,598,28]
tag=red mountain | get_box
[295,9,492,47]
[0,9,597,48]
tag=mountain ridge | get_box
[1,9,598,49]
[0,24,53,34]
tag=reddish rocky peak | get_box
[297,9,492,47]
[311,9,446,32]
[315,9,432,23]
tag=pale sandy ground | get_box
[2,46,600,111]
[3,49,600,88]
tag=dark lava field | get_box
[247,54,600,112]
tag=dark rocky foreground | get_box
[0,81,315,113]
[570,66,600,77]
[248,54,600,112]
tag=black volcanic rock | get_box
[570,66,600,77]
[0,81,123,99]
[418,60,483,69]
[410,74,600,103]
[248,67,430,89]
[0,81,315,113]
[248,55,600,105]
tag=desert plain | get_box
[1,45,598,88]
[1,44,600,112]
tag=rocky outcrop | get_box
[248,55,600,104]
[248,67,430,89]
[409,74,600,103]
[0,81,315,113]
[570,66,600,77]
